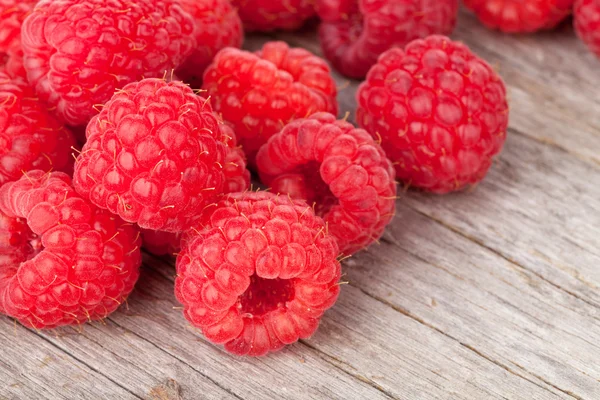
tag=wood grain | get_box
[2,6,600,400]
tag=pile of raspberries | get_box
[0,0,591,356]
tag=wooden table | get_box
[2,9,600,400]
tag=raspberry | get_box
[0,72,76,185]
[176,0,243,87]
[202,41,338,163]
[231,0,315,31]
[0,171,142,329]
[316,0,458,79]
[141,229,181,256]
[575,0,600,57]
[0,1,35,78]
[356,36,509,194]
[21,0,196,127]
[72,78,234,232]
[463,0,574,33]
[175,191,341,356]
[256,112,396,255]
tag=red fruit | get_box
[463,0,574,33]
[72,78,233,232]
[316,0,458,79]
[256,112,396,255]
[175,191,341,356]
[357,35,509,194]
[176,0,244,87]
[575,0,600,57]
[141,229,181,256]
[0,170,142,329]
[0,72,76,185]
[231,0,315,31]
[202,41,338,163]
[0,0,35,78]
[21,0,196,127]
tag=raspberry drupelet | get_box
[0,72,76,185]
[256,112,396,255]
[575,0,600,57]
[175,192,341,356]
[357,35,509,194]
[0,0,35,78]
[176,0,244,87]
[21,0,196,127]
[0,171,142,329]
[316,0,459,79]
[230,0,316,32]
[73,78,234,232]
[463,0,574,33]
[202,41,338,164]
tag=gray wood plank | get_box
[345,203,600,399]
[0,320,137,400]
[402,132,600,307]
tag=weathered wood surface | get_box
[2,8,600,400]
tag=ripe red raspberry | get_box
[463,0,574,33]
[356,36,509,194]
[202,41,338,163]
[316,0,458,79]
[231,0,315,31]
[176,0,243,87]
[0,72,76,185]
[175,191,341,356]
[0,170,142,329]
[72,78,233,232]
[21,0,196,127]
[0,1,35,78]
[574,0,600,57]
[256,112,396,255]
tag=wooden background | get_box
[2,8,600,400]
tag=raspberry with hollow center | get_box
[317,0,458,78]
[357,35,509,194]
[0,170,142,329]
[73,78,232,232]
[175,191,341,356]
[0,0,35,78]
[463,0,574,33]
[202,41,338,164]
[0,72,76,185]
[21,0,196,127]
[575,0,600,57]
[256,112,397,255]
[231,0,316,31]
[176,0,243,87]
